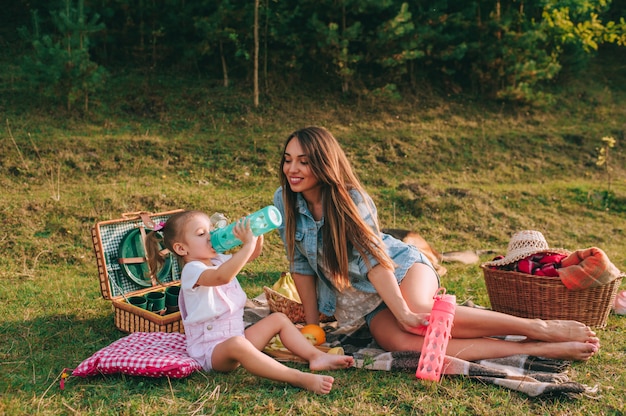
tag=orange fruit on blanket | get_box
[300,324,326,346]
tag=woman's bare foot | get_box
[294,373,335,394]
[309,353,354,371]
[527,340,599,361]
[529,320,597,343]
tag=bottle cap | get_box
[432,296,456,314]
[266,206,283,226]
[432,288,456,314]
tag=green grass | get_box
[1,65,626,414]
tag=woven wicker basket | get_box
[92,210,185,334]
[263,286,334,324]
[481,265,623,328]
[112,286,184,333]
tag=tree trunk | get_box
[263,0,269,92]
[220,39,229,87]
[341,4,349,94]
[253,0,259,107]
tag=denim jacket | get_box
[273,186,430,317]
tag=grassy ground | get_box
[1,59,626,414]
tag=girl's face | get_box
[283,138,319,195]
[175,214,217,263]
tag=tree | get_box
[19,0,107,112]
[8,0,626,105]
[253,0,259,106]
[193,0,251,87]
[368,2,426,91]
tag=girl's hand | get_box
[232,218,258,246]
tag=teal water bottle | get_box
[210,205,283,253]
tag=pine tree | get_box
[19,0,108,112]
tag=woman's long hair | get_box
[279,127,395,290]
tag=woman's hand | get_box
[397,311,430,336]
[367,264,432,335]
[291,272,320,325]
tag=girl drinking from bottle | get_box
[145,210,353,394]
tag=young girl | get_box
[274,126,600,362]
[145,210,354,394]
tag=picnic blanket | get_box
[558,247,622,290]
[245,297,598,398]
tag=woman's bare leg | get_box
[449,306,598,343]
[371,262,600,361]
[400,263,597,340]
[369,309,599,362]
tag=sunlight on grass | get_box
[1,78,625,414]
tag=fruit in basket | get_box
[300,324,326,346]
[327,346,344,355]
[265,335,287,352]
[272,272,302,303]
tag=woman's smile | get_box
[283,138,318,193]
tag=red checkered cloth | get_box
[72,332,201,378]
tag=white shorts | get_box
[184,317,245,371]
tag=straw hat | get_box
[483,230,570,267]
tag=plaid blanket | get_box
[559,247,622,290]
[245,297,598,398]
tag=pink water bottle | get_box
[415,288,456,381]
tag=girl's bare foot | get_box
[528,341,599,361]
[294,373,335,394]
[309,353,354,371]
[529,320,597,343]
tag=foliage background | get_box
[2,0,626,111]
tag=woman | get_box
[273,126,599,362]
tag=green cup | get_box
[128,296,147,309]
[165,285,180,313]
[146,291,166,313]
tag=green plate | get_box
[118,228,172,287]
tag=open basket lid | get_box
[92,210,183,300]
[119,227,173,287]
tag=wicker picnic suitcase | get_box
[92,210,185,333]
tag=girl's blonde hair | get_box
[279,127,395,290]
[145,210,204,281]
